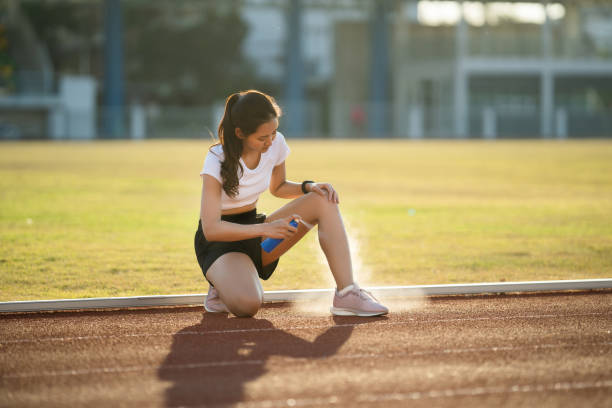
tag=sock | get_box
[337,283,355,296]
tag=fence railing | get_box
[1,101,611,140]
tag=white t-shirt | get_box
[200,132,291,210]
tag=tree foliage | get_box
[21,0,255,105]
[123,1,254,105]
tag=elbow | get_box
[269,181,285,198]
[269,185,280,197]
[271,185,290,198]
[201,221,218,241]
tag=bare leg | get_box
[315,198,354,290]
[262,193,354,291]
[206,252,263,317]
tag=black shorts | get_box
[194,209,279,281]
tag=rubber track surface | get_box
[1,291,611,407]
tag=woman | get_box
[194,90,388,317]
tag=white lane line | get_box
[169,380,612,407]
[229,396,342,408]
[2,341,611,380]
[2,311,608,344]
[1,360,268,379]
[1,360,266,379]
[334,341,612,359]
[356,379,612,404]
[1,323,365,344]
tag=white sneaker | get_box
[204,286,229,313]
[330,284,389,317]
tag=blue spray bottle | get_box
[261,219,299,253]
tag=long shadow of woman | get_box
[159,311,382,407]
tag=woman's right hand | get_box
[262,215,301,239]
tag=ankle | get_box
[337,283,356,295]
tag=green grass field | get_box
[1,139,611,301]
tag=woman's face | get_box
[240,118,278,154]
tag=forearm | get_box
[272,181,304,199]
[202,219,264,242]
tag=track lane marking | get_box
[166,380,612,407]
[2,341,611,379]
[355,379,612,404]
[2,311,609,344]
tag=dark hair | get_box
[212,90,282,197]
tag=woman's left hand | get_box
[308,182,339,204]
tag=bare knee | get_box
[227,293,262,317]
[307,192,339,217]
[207,253,263,317]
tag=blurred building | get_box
[0,0,97,139]
[1,0,611,139]
[333,0,612,138]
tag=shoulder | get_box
[275,131,287,144]
[207,144,224,161]
[271,131,290,165]
[272,131,289,151]
[201,144,224,178]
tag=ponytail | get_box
[211,90,282,198]
[216,93,243,198]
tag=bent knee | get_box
[228,294,262,317]
[308,191,339,213]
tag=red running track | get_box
[1,291,611,407]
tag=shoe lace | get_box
[358,288,380,303]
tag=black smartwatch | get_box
[301,180,314,194]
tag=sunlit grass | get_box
[1,139,611,301]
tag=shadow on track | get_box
[159,311,384,407]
